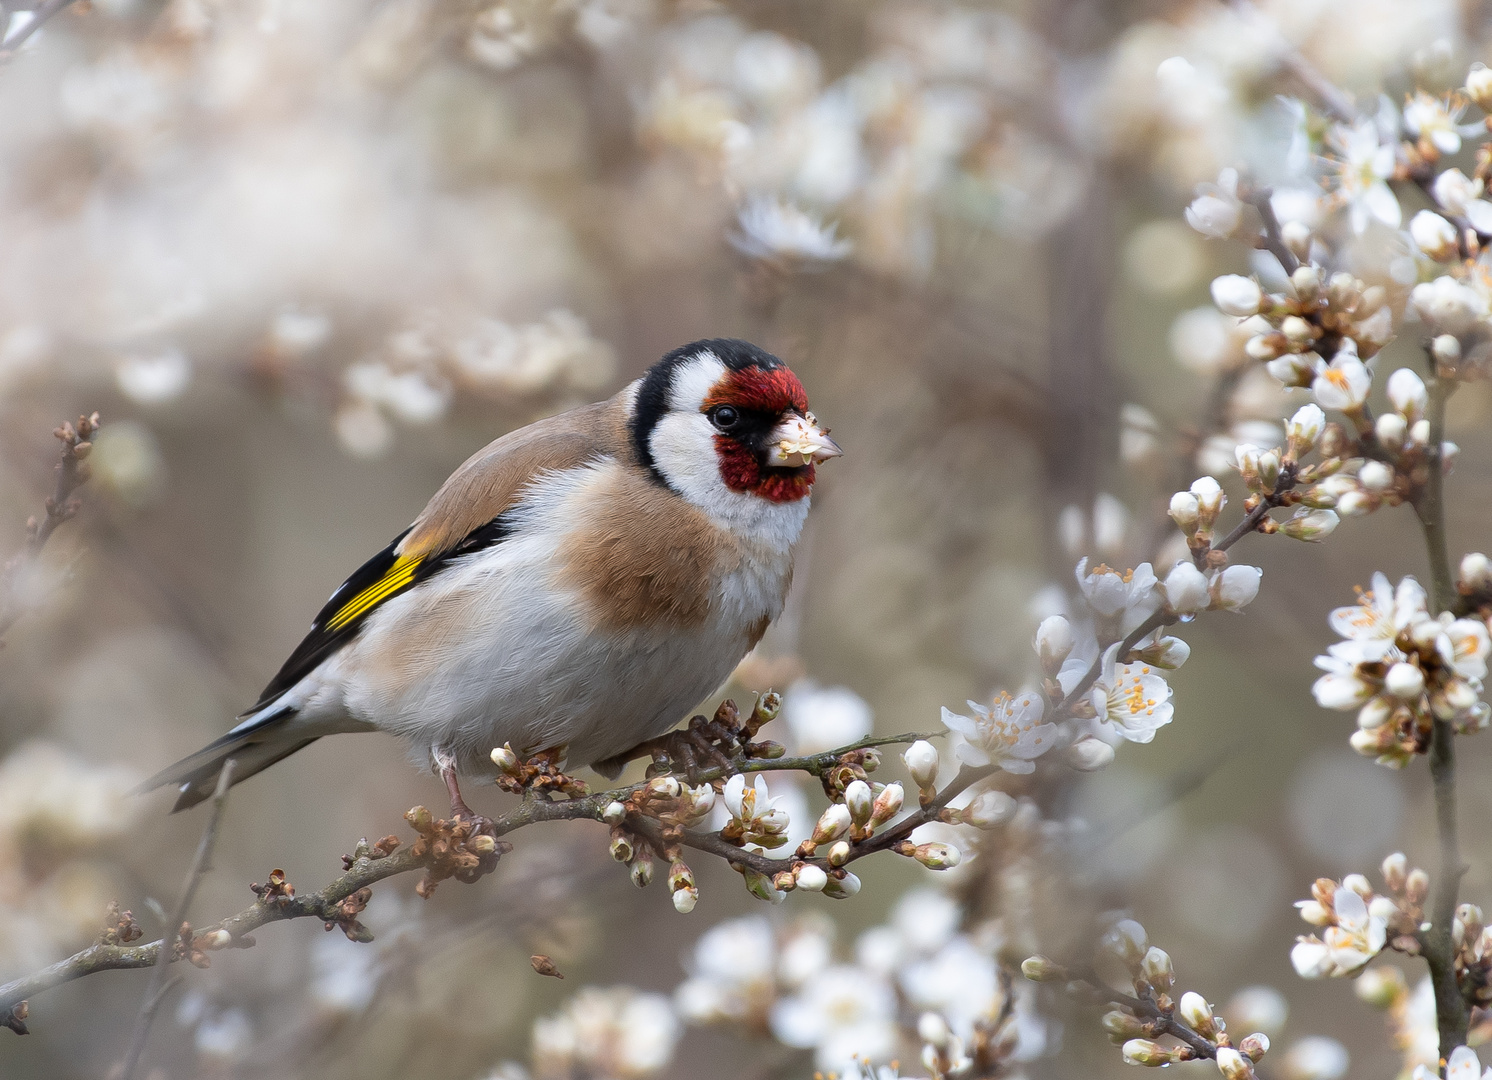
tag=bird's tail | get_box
[136,707,319,812]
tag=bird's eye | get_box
[709,405,740,431]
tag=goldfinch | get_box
[144,339,840,817]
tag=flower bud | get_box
[1257,449,1281,492]
[667,860,694,893]
[1385,661,1425,699]
[1190,475,1226,530]
[1282,220,1313,258]
[1211,564,1262,610]
[1433,333,1462,365]
[742,866,784,904]
[672,886,698,913]
[1386,368,1428,422]
[1212,274,1263,316]
[1355,965,1405,1008]
[1285,404,1325,458]
[903,740,939,792]
[1410,209,1459,261]
[1375,411,1407,450]
[1020,955,1066,982]
[827,840,851,866]
[1169,491,1201,535]
[822,870,861,899]
[1216,1047,1254,1080]
[1460,552,1492,591]
[1236,442,1263,490]
[648,775,681,800]
[794,863,828,891]
[1407,868,1430,904]
[1357,461,1393,493]
[958,789,1016,827]
[1268,352,1317,386]
[1282,508,1340,542]
[1035,615,1075,674]
[1239,1033,1270,1062]
[870,782,904,827]
[1281,314,1314,345]
[1131,635,1191,670]
[811,803,852,845]
[911,842,961,870]
[1104,919,1148,966]
[1163,561,1210,613]
[918,1012,951,1047]
[1141,946,1173,992]
[1101,1009,1148,1038]
[490,745,520,775]
[1409,418,1431,447]
[601,800,626,825]
[1468,62,1492,108]
[1067,738,1116,771]
[1122,1039,1175,1066]
[1382,852,1408,891]
[630,855,654,888]
[844,780,873,827]
[609,828,634,863]
[1291,263,1321,298]
[1179,991,1218,1038]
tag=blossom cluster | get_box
[1312,573,1490,765]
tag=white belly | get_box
[292,527,784,776]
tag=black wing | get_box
[246,515,514,713]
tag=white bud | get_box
[1123,1039,1173,1066]
[827,840,851,866]
[1386,368,1428,422]
[1216,1047,1254,1080]
[911,842,961,870]
[903,740,940,790]
[870,782,904,827]
[1460,552,1492,590]
[1468,62,1492,108]
[490,745,520,774]
[1432,333,1462,364]
[1410,209,1459,261]
[648,775,681,799]
[602,800,627,825]
[1281,220,1313,257]
[1212,274,1263,317]
[671,887,698,913]
[1375,411,1407,450]
[1211,564,1262,610]
[959,788,1017,826]
[1291,263,1321,297]
[1132,635,1191,669]
[1141,946,1174,990]
[1285,403,1325,450]
[1190,475,1226,524]
[1034,615,1075,673]
[844,780,873,827]
[811,803,852,844]
[1281,507,1340,542]
[1281,314,1314,344]
[1235,442,1263,488]
[1066,737,1116,771]
[918,1012,951,1047]
[1179,991,1218,1037]
[1169,490,1201,531]
[822,871,861,899]
[1385,661,1426,699]
[1163,561,1210,613]
[1105,919,1148,964]
[794,863,828,891]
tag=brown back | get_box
[398,391,634,560]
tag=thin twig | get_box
[118,758,236,1080]
[0,412,99,640]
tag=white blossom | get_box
[1291,883,1386,977]
[1403,92,1465,155]
[731,195,852,262]
[1089,648,1174,744]
[1386,368,1427,422]
[1186,168,1243,239]
[1210,274,1262,317]
[1411,275,1490,336]
[1326,120,1401,233]
[1409,209,1459,261]
[1075,558,1162,632]
[940,692,1057,772]
[1162,561,1209,613]
[1311,354,1372,412]
[769,965,898,1074]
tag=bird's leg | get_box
[432,746,495,836]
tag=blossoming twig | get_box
[0,413,99,640]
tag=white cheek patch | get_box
[647,351,809,550]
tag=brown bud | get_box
[530,954,564,979]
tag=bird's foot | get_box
[492,744,590,800]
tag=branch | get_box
[1411,374,1470,1059]
[0,412,99,640]
[0,730,948,1025]
[118,758,236,1080]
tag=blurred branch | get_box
[0,0,79,64]
[0,412,99,641]
[1412,374,1470,1059]
[118,758,236,1080]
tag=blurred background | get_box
[1,0,1491,1077]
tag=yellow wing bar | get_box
[326,554,423,631]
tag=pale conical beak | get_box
[766,412,843,467]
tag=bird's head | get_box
[630,339,840,529]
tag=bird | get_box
[142,338,841,823]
